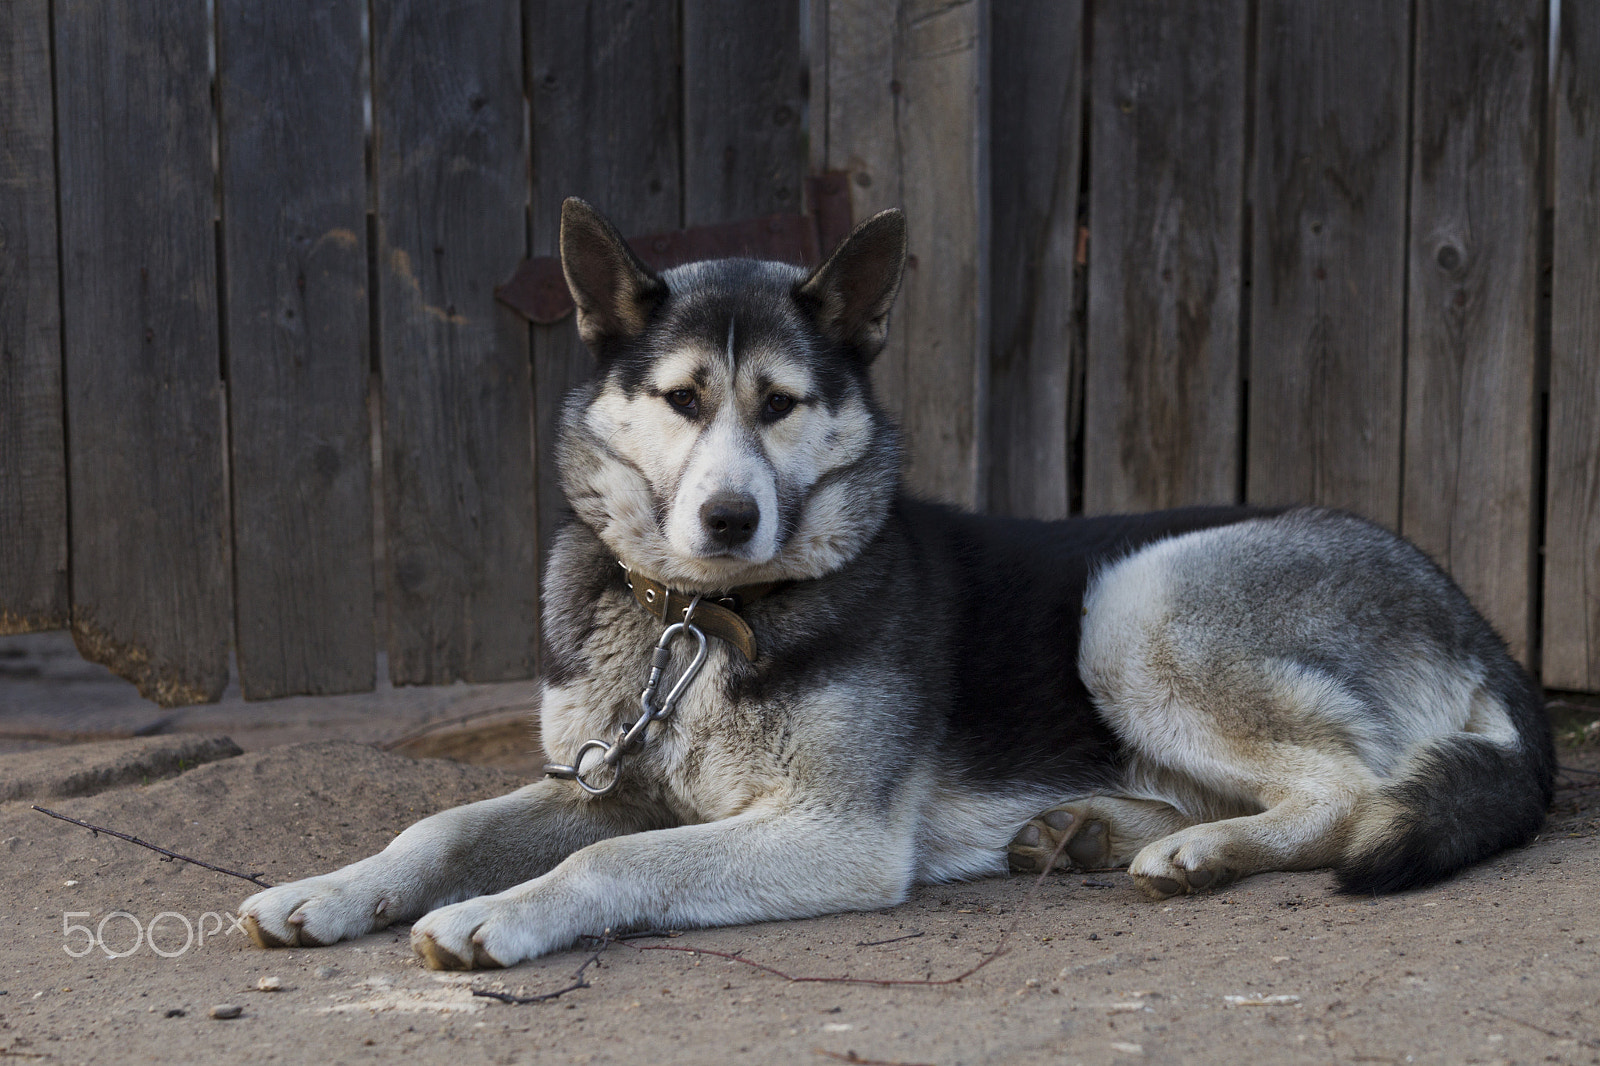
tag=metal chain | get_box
[544,595,708,796]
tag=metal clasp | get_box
[544,595,707,796]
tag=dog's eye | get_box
[666,388,698,416]
[763,393,795,420]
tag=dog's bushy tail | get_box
[1336,680,1554,895]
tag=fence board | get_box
[1403,0,1543,665]
[526,0,682,577]
[896,0,989,509]
[372,0,537,685]
[987,0,1083,520]
[54,0,231,705]
[1084,0,1248,514]
[0,0,67,634]
[810,0,909,423]
[683,0,804,225]
[813,0,989,509]
[1246,0,1409,529]
[1545,2,1600,690]
[218,0,374,698]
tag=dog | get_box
[240,199,1555,970]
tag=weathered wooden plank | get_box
[373,0,537,685]
[810,0,909,423]
[217,0,374,698]
[1246,0,1409,529]
[1403,0,1543,665]
[1544,1,1600,691]
[54,0,231,706]
[893,0,989,509]
[0,0,67,634]
[987,0,1083,520]
[1083,0,1248,514]
[526,0,681,577]
[683,0,805,225]
[812,0,989,509]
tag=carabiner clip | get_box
[545,594,710,797]
[641,621,709,720]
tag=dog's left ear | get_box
[560,198,668,354]
[794,209,907,363]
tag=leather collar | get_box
[619,563,783,661]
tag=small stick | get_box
[1558,763,1600,778]
[1479,1006,1600,1050]
[627,941,997,987]
[473,935,611,1005]
[855,931,924,947]
[30,805,272,888]
[813,1049,934,1066]
[607,929,681,941]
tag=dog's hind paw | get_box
[239,875,387,949]
[1006,800,1156,873]
[1009,797,1199,876]
[1007,807,1098,873]
[1127,833,1239,899]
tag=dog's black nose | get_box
[700,492,760,550]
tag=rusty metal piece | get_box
[806,170,856,258]
[496,257,574,325]
[496,172,856,325]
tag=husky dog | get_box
[240,200,1554,970]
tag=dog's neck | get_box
[617,562,786,662]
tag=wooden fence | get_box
[1,0,1595,706]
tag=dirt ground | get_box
[2,632,1599,1066]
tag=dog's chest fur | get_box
[539,581,795,824]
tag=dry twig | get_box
[473,935,612,1005]
[813,1049,935,1066]
[855,931,925,947]
[30,805,272,888]
[627,940,999,987]
[1479,1006,1600,1050]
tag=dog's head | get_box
[555,198,906,590]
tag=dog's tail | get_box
[1336,677,1555,895]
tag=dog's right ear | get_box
[560,198,667,353]
[794,209,907,363]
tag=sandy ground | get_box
[2,631,1599,1066]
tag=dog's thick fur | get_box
[241,200,1554,970]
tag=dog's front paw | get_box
[239,875,389,949]
[410,897,567,971]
